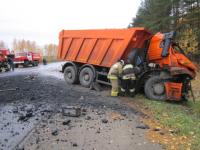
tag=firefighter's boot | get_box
[109,77,119,97]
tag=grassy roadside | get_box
[140,97,200,150]
[136,73,200,150]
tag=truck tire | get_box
[5,64,11,72]
[32,62,35,66]
[35,61,39,66]
[79,67,94,87]
[23,61,29,67]
[64,66,78,84]
[15,64,19,68]
[32,61,38,66]
[144,76,166,101]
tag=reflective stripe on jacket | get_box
[107,75,118,79]
[123,64,133,71]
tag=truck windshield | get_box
[16,53,27,56]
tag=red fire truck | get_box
[14,52,41,67]
[0,48,13,72]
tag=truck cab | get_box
[143,31,197,100]
[14,52,40,67]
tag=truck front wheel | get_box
[144,76,166,101]
[79,67,94,87]
[15,64,19,68]
[64,66,78,84]
[35,61,39,66]
[23,61,29,67]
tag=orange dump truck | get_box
[58,28,197,101]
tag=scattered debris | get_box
[62,106,81,117]
[101,119,108,124]
[169,129,180,134]
[108,140,113,144]
[18,112,33,122]
[30,97,36,101]
[12,107,18,113]
[51,129,59,136]
[82,108,87,115]
[96,128,101,134]
[79,96,84,100]
[4,139,8,142]
[82,108,87,112]
[62,120,71,125]
[36,136,40,144]
[159,131,165,135]
[26,112,33,118]
[153,127,161,131]
[24,75,37,80]
[49,120,55,124]
[85,116,91,120]
[0,87,19,92]
[110,112,124,120]
[136,124,150,129]
[18,115,28,122]
[16,146,25,150]
[72,142,78,147]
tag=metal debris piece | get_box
[62,120,71,125]
[51,129,59,136]
[0,87,19,92]
[101,119,108,124]
[136,124,149,129]
[62,106,81,117]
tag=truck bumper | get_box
[14,61,24,64]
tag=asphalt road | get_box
[0,62,162,150]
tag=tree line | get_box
[129,0,200,57]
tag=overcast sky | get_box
[0,0,141,48]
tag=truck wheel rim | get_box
[84,74,90,81]
[67,72,72,79]
[153,83,165,95]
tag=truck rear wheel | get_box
[79,67,94,87]
[35,61,39,66]
[15,64,19,68]
[32,61,38,66]
[64,66,78,84]
[23,61,29,67]
[144,76,166,101]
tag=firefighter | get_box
[107,60,124,96]
[120,64,137,96]
[7,56,14,71]
[120,49,142,96]
[43,58,47,65]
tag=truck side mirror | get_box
[161,31,176,57]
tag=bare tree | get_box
[12,39,39,52]
[44,44,58,62]
[0,40,6,48]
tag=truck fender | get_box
[135,69,161,92]
[62,62,78,75]
[79,64,96,80]
[160,71,171,79]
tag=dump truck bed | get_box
[58,28,152,68]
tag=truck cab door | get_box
[27,53,32,61]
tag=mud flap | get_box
[164,82,183,100]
